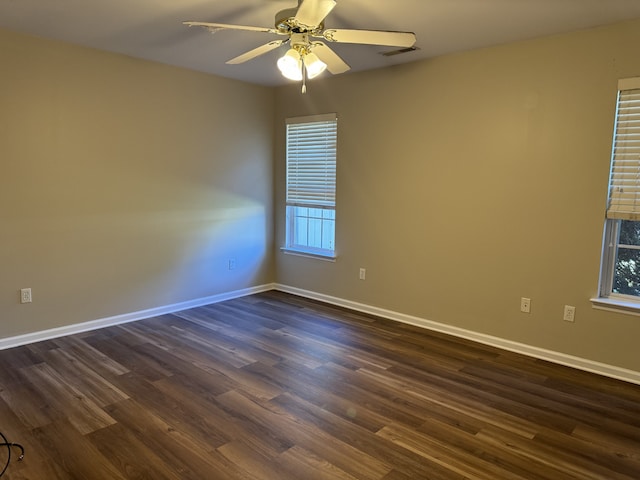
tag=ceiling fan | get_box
[184,0,416,92]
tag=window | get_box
[284,113,337,258]
[599,78,640,302]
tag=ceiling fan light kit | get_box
[277,33,328,84]
[185,0,416,93]
[304,52,327,79]
[277,49,303,81]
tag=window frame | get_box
[594,77,640,312]
[598,219,618,298]
[282,113,337,259]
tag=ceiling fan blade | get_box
[311,42,350,75]
[322,29,416,48]
[294,0,337,28]
[227,40,287,65]
[184,21,279,35]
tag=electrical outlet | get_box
[520,297,531,313]
[359,268,366,280]
[20,288,32,304]
[563,305,576,322]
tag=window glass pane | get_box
[613,246,640,296]
[322,218,335,250]
[323,209,335,220]
[308,217,322,248]
[286,205,335,254]
[619,220,640,246]
[295,214,308,246]
[613,220,640,296]
[308,208,322,219]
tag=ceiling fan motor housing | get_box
[290,33,314,55]
[275,7,323,34]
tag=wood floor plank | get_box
[243,361,390,434]
[475,426,637,480]
[112,371,232,450]
[40,347,129,407]
[532,427,640,478]
[170,311,284,367]
[416,416,552,480]
[294,361,429,428]
[406,367,580,435]
[216,390,394,480]
[268,391,459,480]
[0,377,57,431]
[104,398,233,480]
[20,363,116,435]
[216,440,294,480]
[153,376,293,457]
[377,423,532,480]
[571,423,640,461]
[82,333,173,383]
[51,335,130,377]
[0,290,638,479]
[279,445,362,480]
[30,419,127,480]
[88,423,184,480]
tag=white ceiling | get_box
[1,0,640,86]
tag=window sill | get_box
[280,247,336,262]
[590,296,640,317]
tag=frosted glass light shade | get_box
[304,52,327,79]
[277,49,303,81]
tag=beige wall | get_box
[4,18,640,374]
[275,19,640,372]
[0,29,275,337]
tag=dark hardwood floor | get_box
[0,290,638,479]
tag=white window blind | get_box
[286,113,337,208]
[607,77,640,220]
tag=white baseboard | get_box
[0,283,276,351]
[275,284,640,386]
